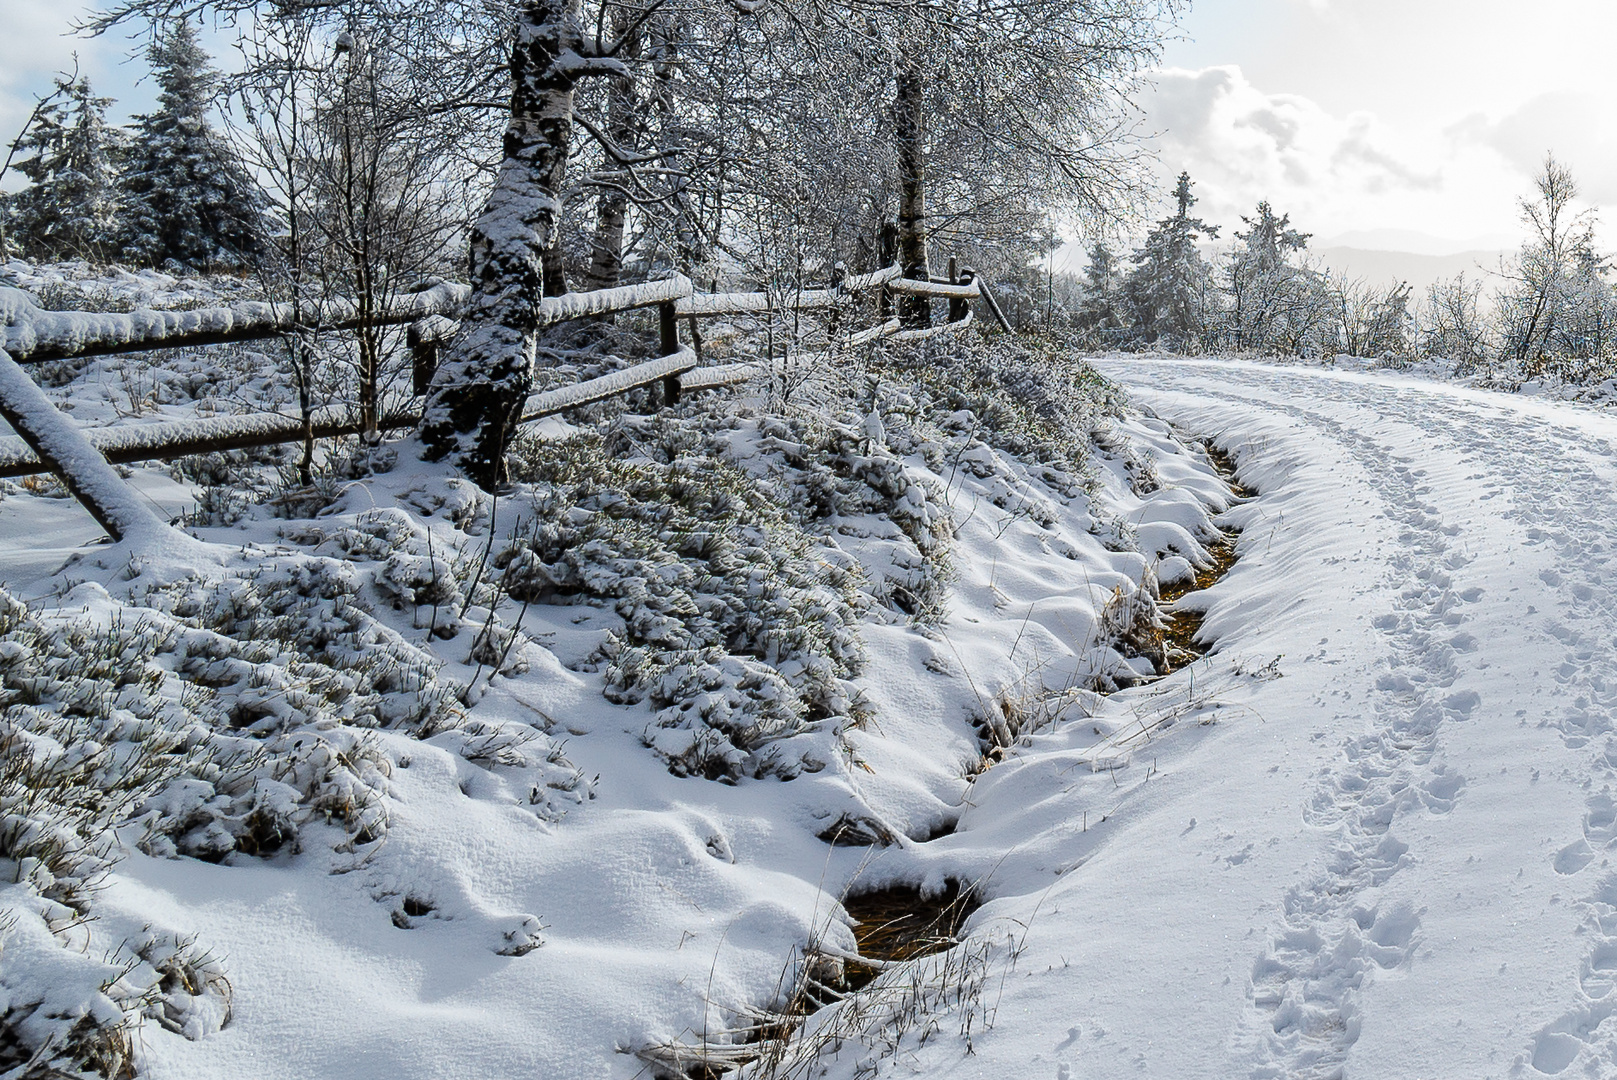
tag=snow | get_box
[891,309,973,342]
[534,275,692,328]
[884,277,978,300]
[0,332,1210,1076]
[0,350,701,477]
[679,361,760,393]
[15,344,1617,1078]
[1,282,472,362]
[919,355,1617,1079]
[678,291,834,317]
[0,345,203,555]
[0,407,387,477]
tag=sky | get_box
[1138,0,1617,253]
[2,0,1615,257]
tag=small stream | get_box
[1157,442,1253,673]
[658,439,1254,1077]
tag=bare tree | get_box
[308,27,462,439]
[1420,273,1491,375]
[1496,153,1598,375]
[1334,276,1413,362]
[230,15,325,482]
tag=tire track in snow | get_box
[1418,409,1617,1075]
[1124,362,1617,1076]
[1310,388,1617,1076]
[1114,364,1492,1078]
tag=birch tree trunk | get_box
[893,54,931,327]
[583,18,640,294]
[418,0,581,487]
[652,26,703,273]
[540,148,571,298]
[584,182,628,293]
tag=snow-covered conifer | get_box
[1218,199,1332,355]
[1123,172,1218,351]
[1234,200,1308,274]
[3,74,124,262]
[1074,241,1130,347]
[118,21,266,271]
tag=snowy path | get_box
[925,360,1617,1080]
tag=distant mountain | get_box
[1312,247,1507,299]
[1315,229,1517,258]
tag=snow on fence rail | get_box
[0,281,473,363]
[0,264,997,539]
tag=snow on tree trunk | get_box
[418,0,587,488]
[894,55,931,328]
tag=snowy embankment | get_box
[0,328,1238,1079]
[17,324,1617,1079]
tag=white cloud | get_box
[1136,64,1537,248]
[1450,92,1617,208]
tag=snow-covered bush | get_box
[0,588,212,1075]
[869,333,1124,489]
[133,931,233,1041]
[0,500,602,1072]
[743,408,955,619]
[504,430,870,781]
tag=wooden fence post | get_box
[409,320,440,396]
[948,257,969,324]
[974,273,1014,333]
[658,301,681,404]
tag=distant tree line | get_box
[1047,161,1617,385]
[1,22,265,271]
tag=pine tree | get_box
[1124,172,1219,351]
[1220,199,1329,354]
[1237,201,1307,268]
[3,74,124,261]
[1074,241,1129,347]
[118,21,265,271]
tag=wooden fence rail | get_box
[0,281,471,364]
[0,262,1006,538]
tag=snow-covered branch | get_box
[0,346,185,546]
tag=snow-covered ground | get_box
[919,356,1617,1079]
[1255,348,1617,411]
[0,320,1233,1079]
[13,343,1617,1079]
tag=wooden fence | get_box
[0,261,1011,540]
